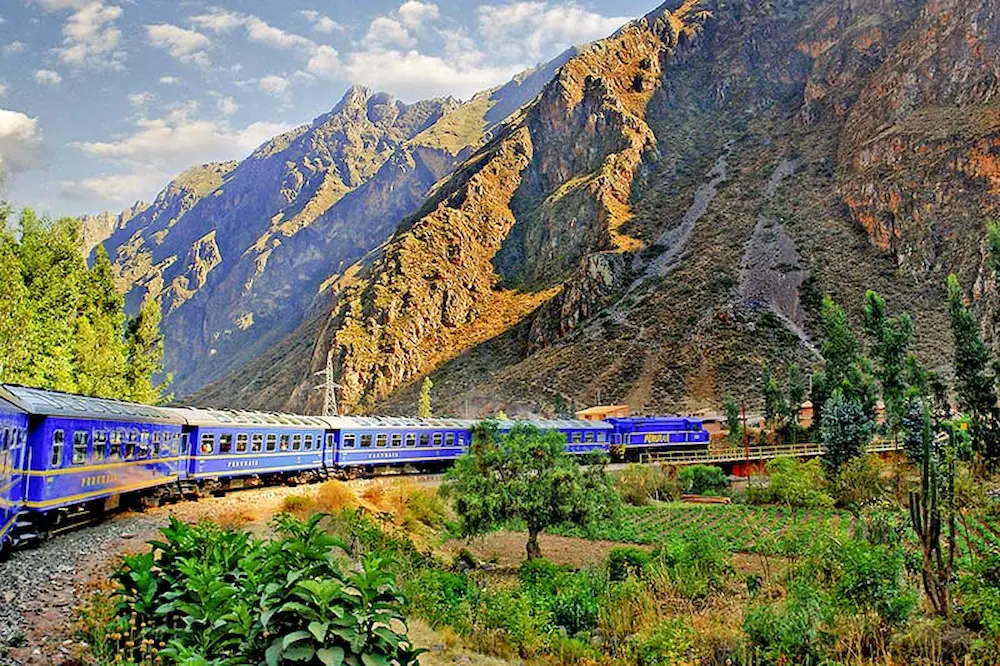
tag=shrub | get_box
[404,488,448,529]
[608,546,651,581]
[599,577,657,655]
[744,580,832,665]
[617,464,680,505]
[834,540,914,624]
[550,571,603,634]
[652,531,731,599]
[754,456,834,508]
[405,567,476,630]
[678,464,728,495]
[518,557,566,587]
[633,618,695,666]
[833,454,887,509]
[314,479,357,513]
[280,493,316,517]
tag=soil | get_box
[441,531,653,570]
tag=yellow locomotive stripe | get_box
[0,514,16,538]
[24,475,178,509]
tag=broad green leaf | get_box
[317,647,345,666]
[282,630,313,650]
[308,621,329,641]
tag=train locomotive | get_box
[0,383,708,552]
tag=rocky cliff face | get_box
[98,59,570,396]
[78,202,149,256]
[195,0,1000,417]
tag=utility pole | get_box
[313,348,343,417]
[742,400,750,483]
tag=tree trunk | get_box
[526,527,542,560]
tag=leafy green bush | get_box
[608,547,651,581]
[651,532,731,599]
[633,618,695,666]
[550,571,603,635]
[834,540,914,624]
[518,557,566,587]
[677,464,728,496]
[616,464,680,505]
[833,454,887,509]
[750,457,834,508]
[101,514,423,666]
[405,567,476,630]
[744,580,832,665]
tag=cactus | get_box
[908,399,956,617]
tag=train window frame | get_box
[457,434,466,446]
[375,433,388,448]
[304,434,314,450]
[419,432,430,447]
[72,431,88,465]
[572,432,582,443]
[405,433,416,447]
[124,430,138,460]
[445,433,455,447]
[1,428,7,452]
[180,433,189,455]
[360,434,372,448]
[170,433,180,456]
[236,433,249,453]
[432,433,443,447]
[251,434,263,452]
[219,433,233,454]
[280,434,290,451]
[585,431,595,443]
[93,430,108,462]
[200,434,216,455]
[139,431,150,458]
[391,433,402,447]
[292,434,302,451]
[266,434,277,452]
[51,429,65,468]
[326,434,334,449]
[343,434,356,448]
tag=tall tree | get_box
[444,422,617,560]
[762,362,784,434]
[946,273,999,466]
[125,294,171,404]
[723,393,741,445]
[821,390,874,473]
[862,290,915,439]
[786,363,806,444]
[418,377,433,418]
[76,246,129,398]
[811,296,877,435]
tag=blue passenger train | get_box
[0,383,708,552]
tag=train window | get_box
[251,434,263,452]
[445,433,455,447]
[1,429,6,452]
[391,433,402,447]
[458,434,466,446]
[292,434,302,451]
[170,433,180,456]
[420,433,430,447]
[266,434,277,452]
[236,434,249,453]
[375,433,388,448]
[343,434,356,448]
[93,431,108,462]
[326,434,334,449]
[180,433,189,454]
[572,432,582,443]
[585,432,595,443]
[598,432,606,442]
[51,430,65,467]
[110,431,122,460]
[304,434,313,450]
[159,433,171,457]
[200,434,215,454]
[72,431,88,464]
[360,434,372,448]
[219,433,233,454]
[125,432,137,460]
[432,433,443,447]
[280,435,290,451]
[139,431,150,458]
[405,433,416,447]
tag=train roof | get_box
[496,418,613,430]
[161,406,330,429]
[0,384,185,424]
[318,416,478,430]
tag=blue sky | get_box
[0,0,654,217]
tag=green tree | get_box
[786,363,806,444]
[723,393,741,445]
[443,422,617,560]
[946,273,999,466]
[862,290,915,439]
[811,296,877,435]
[821,390,874,473]
[762,362,784,434]
[125,294,171,404]
[418,376,433,418]
[76,246,129,398]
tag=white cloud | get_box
[158,75,181,85]
[0,82,7,96]
[0,108,48,176]
[31,0,87,9]
[398,1,439,29]
[305,45,341,79]
[56,1,125,69]
[365,17,414,49]
[191,11,316,53]
[128,91,154,109]
[34,69,63,85]
[217,96,239,116]
[259,75,290,97]
[59,170,170,203]
[299,10,341,34]
[147,23,211,68]
[344,50,520,101]
[2,41,25,55]
[189,9,244,32]
[477,2,629,61]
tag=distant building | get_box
[575,404,630,421]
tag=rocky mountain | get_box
[79,202,149,256]
[191,0,1000,417]
[92,52,574,396]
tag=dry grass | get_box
[214,507,257,529]
[316,480,358,513]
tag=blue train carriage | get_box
[496,418,613,455]
[0,392,29,552]
[324,417,477,474]
[1,384,187,539]
[168,407,331,493]
[605,416,710,460]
